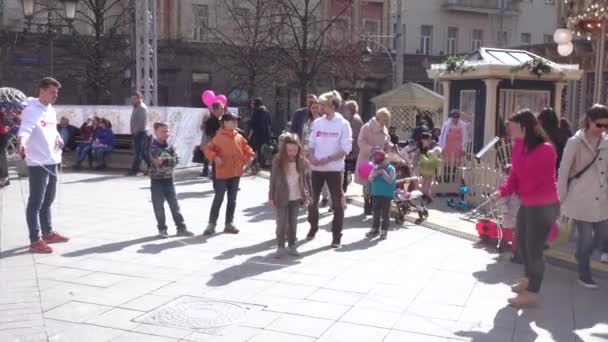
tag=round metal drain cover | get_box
[149,299,248,330]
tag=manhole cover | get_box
[135,296,259,333]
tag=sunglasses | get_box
[594,122,608,129]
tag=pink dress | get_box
[442,126,464,160]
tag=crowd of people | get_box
[7,76,608,310]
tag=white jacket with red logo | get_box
[18,97,62,166]
[308,113,352,172]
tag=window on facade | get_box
[544,34,553,43]
[447,27,458,55]
[472,29,483,50]
[521,32,531,45]
[420,25,433,55]
[192,4,209,42]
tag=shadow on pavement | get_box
[61,174,125,184]
[207,246,332,287]
[214,239,276,260]
[335,237,381,252]
[0,246,31,259]
[62,236,161,257]
[176,190,215,200]
[137,234,215,254]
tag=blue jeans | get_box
[130,131,149,172]
[574,220,608,280]
[209,177,240,225]
[92,146,113,166]
[75,143,92,165]
[26,164,58,242]
[151,179,186,231]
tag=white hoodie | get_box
[18,98,62,166]
[308,113,352,172]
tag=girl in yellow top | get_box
[415,132,442,204]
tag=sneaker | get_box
[330,234,342,248]
[203,224,216,236]
[286,246,300,257]
[365,229,379,238]
[224,223,240,234]
[158,230,169,238]
[507,290,540,308]
[579,277,599,289]
[30,240,53,254]
[42,232,70,244]
[510,278,529,293]
[176,229,195,237]
[274,247,287,259]
[601,253,608,264]
[379,230,388,240]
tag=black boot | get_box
[364,197,372,216]
[331,233,342,248]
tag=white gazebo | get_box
[428,47,583,152]
[371,82,444,137]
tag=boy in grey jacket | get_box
[149,122,193,238]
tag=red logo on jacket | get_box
[315,131,339,138]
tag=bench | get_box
[63,133,136,170]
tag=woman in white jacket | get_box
[557,104,608,289]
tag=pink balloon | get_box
[202,90,216,107]
[215,95,228,107]
[358,161,375,180]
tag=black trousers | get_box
[516,203,560,293]
[371,196,391,231]
[209,177,240,225]
[308,171,344,237]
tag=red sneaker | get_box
[30,240,53,254]
[42,232,70,244]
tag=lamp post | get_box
[21,0,79,76]
[361,34,398,89]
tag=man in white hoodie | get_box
[18,77,70,253]
[306,90,352,247]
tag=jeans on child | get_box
[209,177,240,225]
[26,164,59,242]
[92,146,113,165]
[573,219,608,280]
[151,179,186,231]
[372,196,391,231]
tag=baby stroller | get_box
[472,196,513,252]
[387,151,429,225]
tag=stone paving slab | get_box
[1,168,608,341]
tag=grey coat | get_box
[268,156,310,207]
[130,102,148,134]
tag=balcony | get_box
[442,0,520,16]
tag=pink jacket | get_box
[499,139,559,206]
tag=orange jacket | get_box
[204,128,255,179]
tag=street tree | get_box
[204,0,279,101]
[273,0,359,105]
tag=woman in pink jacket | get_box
[495,109,560,308]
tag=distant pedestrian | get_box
[388,126,400,146]
[73,117,99,170]
[0,119,9,188]
[269,133,310,258]
[199,101,224,178]
[413,132,442,204]
[538,108,569,174]
[203,113,255,235]
[558,104,608,289]
[18,77,70,253]
[291,94,318,141]
[439,109,468,160]
[495,109,560,307]
[149,122,194,238]
[560,117,573,138]
[301,99,330,207]
[366,150,396,240]
[127,91,150,176]
[342,100,363,195]
[248,98,272,174]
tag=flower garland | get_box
[510,58,553,78]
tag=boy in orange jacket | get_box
[203,113,255,235]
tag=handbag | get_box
[567,139,601,186]
[192,145,206,164]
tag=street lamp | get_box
[361,34,397,89]
[20,0,80,75]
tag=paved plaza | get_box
[1,169,608,342]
